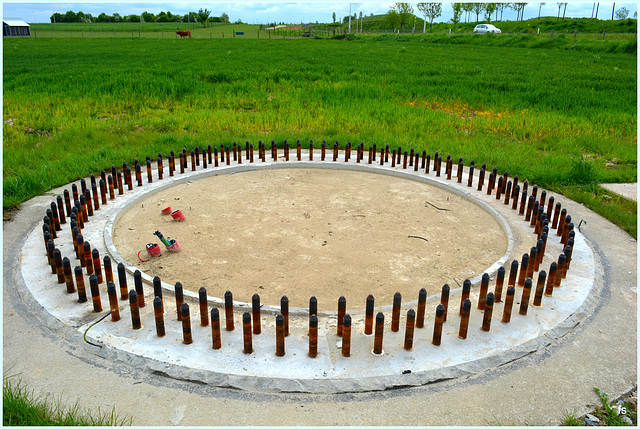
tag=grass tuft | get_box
[3,374,132,426]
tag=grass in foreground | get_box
[560,388,637,426]
[3,375,132,426]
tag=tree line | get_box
[337,2,635,34]
[50,9,232,26]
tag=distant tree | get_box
[460,3,472,23]
[113,13,121,22]
[141,11,156,22]
[197,8,211,27]
[451,3,463,30]
[64,10,78,22]
[634,10,637,18]
[615,7,629,19]
[484,3,496,22]
[386,8,400,30]
[511,3,527,21]
[472,3,483,22]
[417,3,442,33]
[332,12,336,23]
[557,2,566,20]
[156,11,169,22]
[496,3,508,20]
[221,12,229,23]
[538,2,545,19]
[392,3,414,30]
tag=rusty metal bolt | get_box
[341,314,352,357]
[252,293,261,334]
[275,314,285,357]
[416,288,427,328]
[432,304,445,346]
[373,312,385,355]
[74,266,87,303]
[519,278,532,316]
[211,308,221,349]
[154,296,165,337]
[494,266,505,303]
[391,292,401,332]
[225,290,234,331]
[481,292,494,332]
[181,303,193,344]
[458,299,472,339]
[107,282,121,322]
[309,315,318,358]
[365,294,375,334]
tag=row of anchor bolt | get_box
[41,142,576,356]
[67,253,573,357]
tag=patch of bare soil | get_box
[113,168,507,311]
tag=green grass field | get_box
[3,36,636,235]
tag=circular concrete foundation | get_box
[17,148,598,393]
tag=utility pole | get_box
[591,2,595,18]
[611,2,615,20]
[595,2,599,19]
[348,3,352,33]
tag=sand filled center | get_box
[112,168,508,311]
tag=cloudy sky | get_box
[3,1,637,24]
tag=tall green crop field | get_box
[3,37,636,233]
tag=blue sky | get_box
[3,1,638,25]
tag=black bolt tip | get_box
[83,242,90,251]
[243,312,251,323]
[276,314,285,325]
[338,296,346,303]
[128,290,137,303]
[281,295,288,304]
[522,253,529,262]
[462,298,472,312]
[507,286,515,296]
[343,314,351,326]
[180,303,190,317]
[436,304,445,316]
[486,292,495,306]
[310,314,318,327]
[103,255,111,263]
[524,278,532,289]
[498,266,506,276]
[482,273,490,282]
[442,284,450,294]
[538,270,547,281]
[134,269,141,278]
[53,248,61,257]
[89,273,98,284]
[211,308,219,321]
[200,288,207,299]
[107,282,116,293]
[419,288,427,297]
[62,257,70,267]
[407,308,416,319]
[153,296,162,308]
[225,291,233,304]
[376,312,385,323]
[92,248,99,257]
[74,266,83,275]
[463,279,471,292]
[252,294,260,304]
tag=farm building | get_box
[3,19,31,37]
